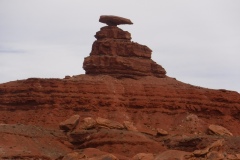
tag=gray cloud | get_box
[0,0,240,92]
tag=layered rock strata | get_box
[83,16,166,78]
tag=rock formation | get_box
[83,15,166,78]
[0,15,240,159]
[99,15,133,26]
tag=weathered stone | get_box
[193,139,224,156]
[208,124,233,136]
[81,117,96,130]
[96,117,124,129]
[132,153,155,160]
[156,128,168,136]
[99,15,133,26]
[138,126,157,136]
[59,115,80,131]
[123,121,138,131]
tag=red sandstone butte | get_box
[0,15,240,159]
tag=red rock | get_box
[208,124,233,136]
[99,15,133,26]
[81,117,97,130]
[83,55,166,78]
[95,26,131,40]
[193,139,224,156]
[59,115,80,131]
[156,128,168,136]
[83,17,166,78]
[90,39,152,58]
[137,126,157,136]
[96,117,124,129]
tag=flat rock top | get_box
[99,15,133,26]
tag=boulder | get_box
[99,15,133,26]
[81,117,96,130]
[156,128,168,136]
[193,139,224,156]
[208,124,233,136]
[137,126,157,136]
[59,115,80,131]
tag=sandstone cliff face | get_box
[0,15,240,159]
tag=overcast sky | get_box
[0,0,240,92]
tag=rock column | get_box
[83,15,166,78]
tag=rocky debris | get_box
[99,15,133,26]
[83,15,166,78]
[81,117,97,130]
[156,128,168,136]
[59,114,80,131]
[96,117,124,129]
[132,153,155,160]
[208,124,233,136]
[193,139,224,156]
[138,126,157,136]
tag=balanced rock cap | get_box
[99,15,133,26]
